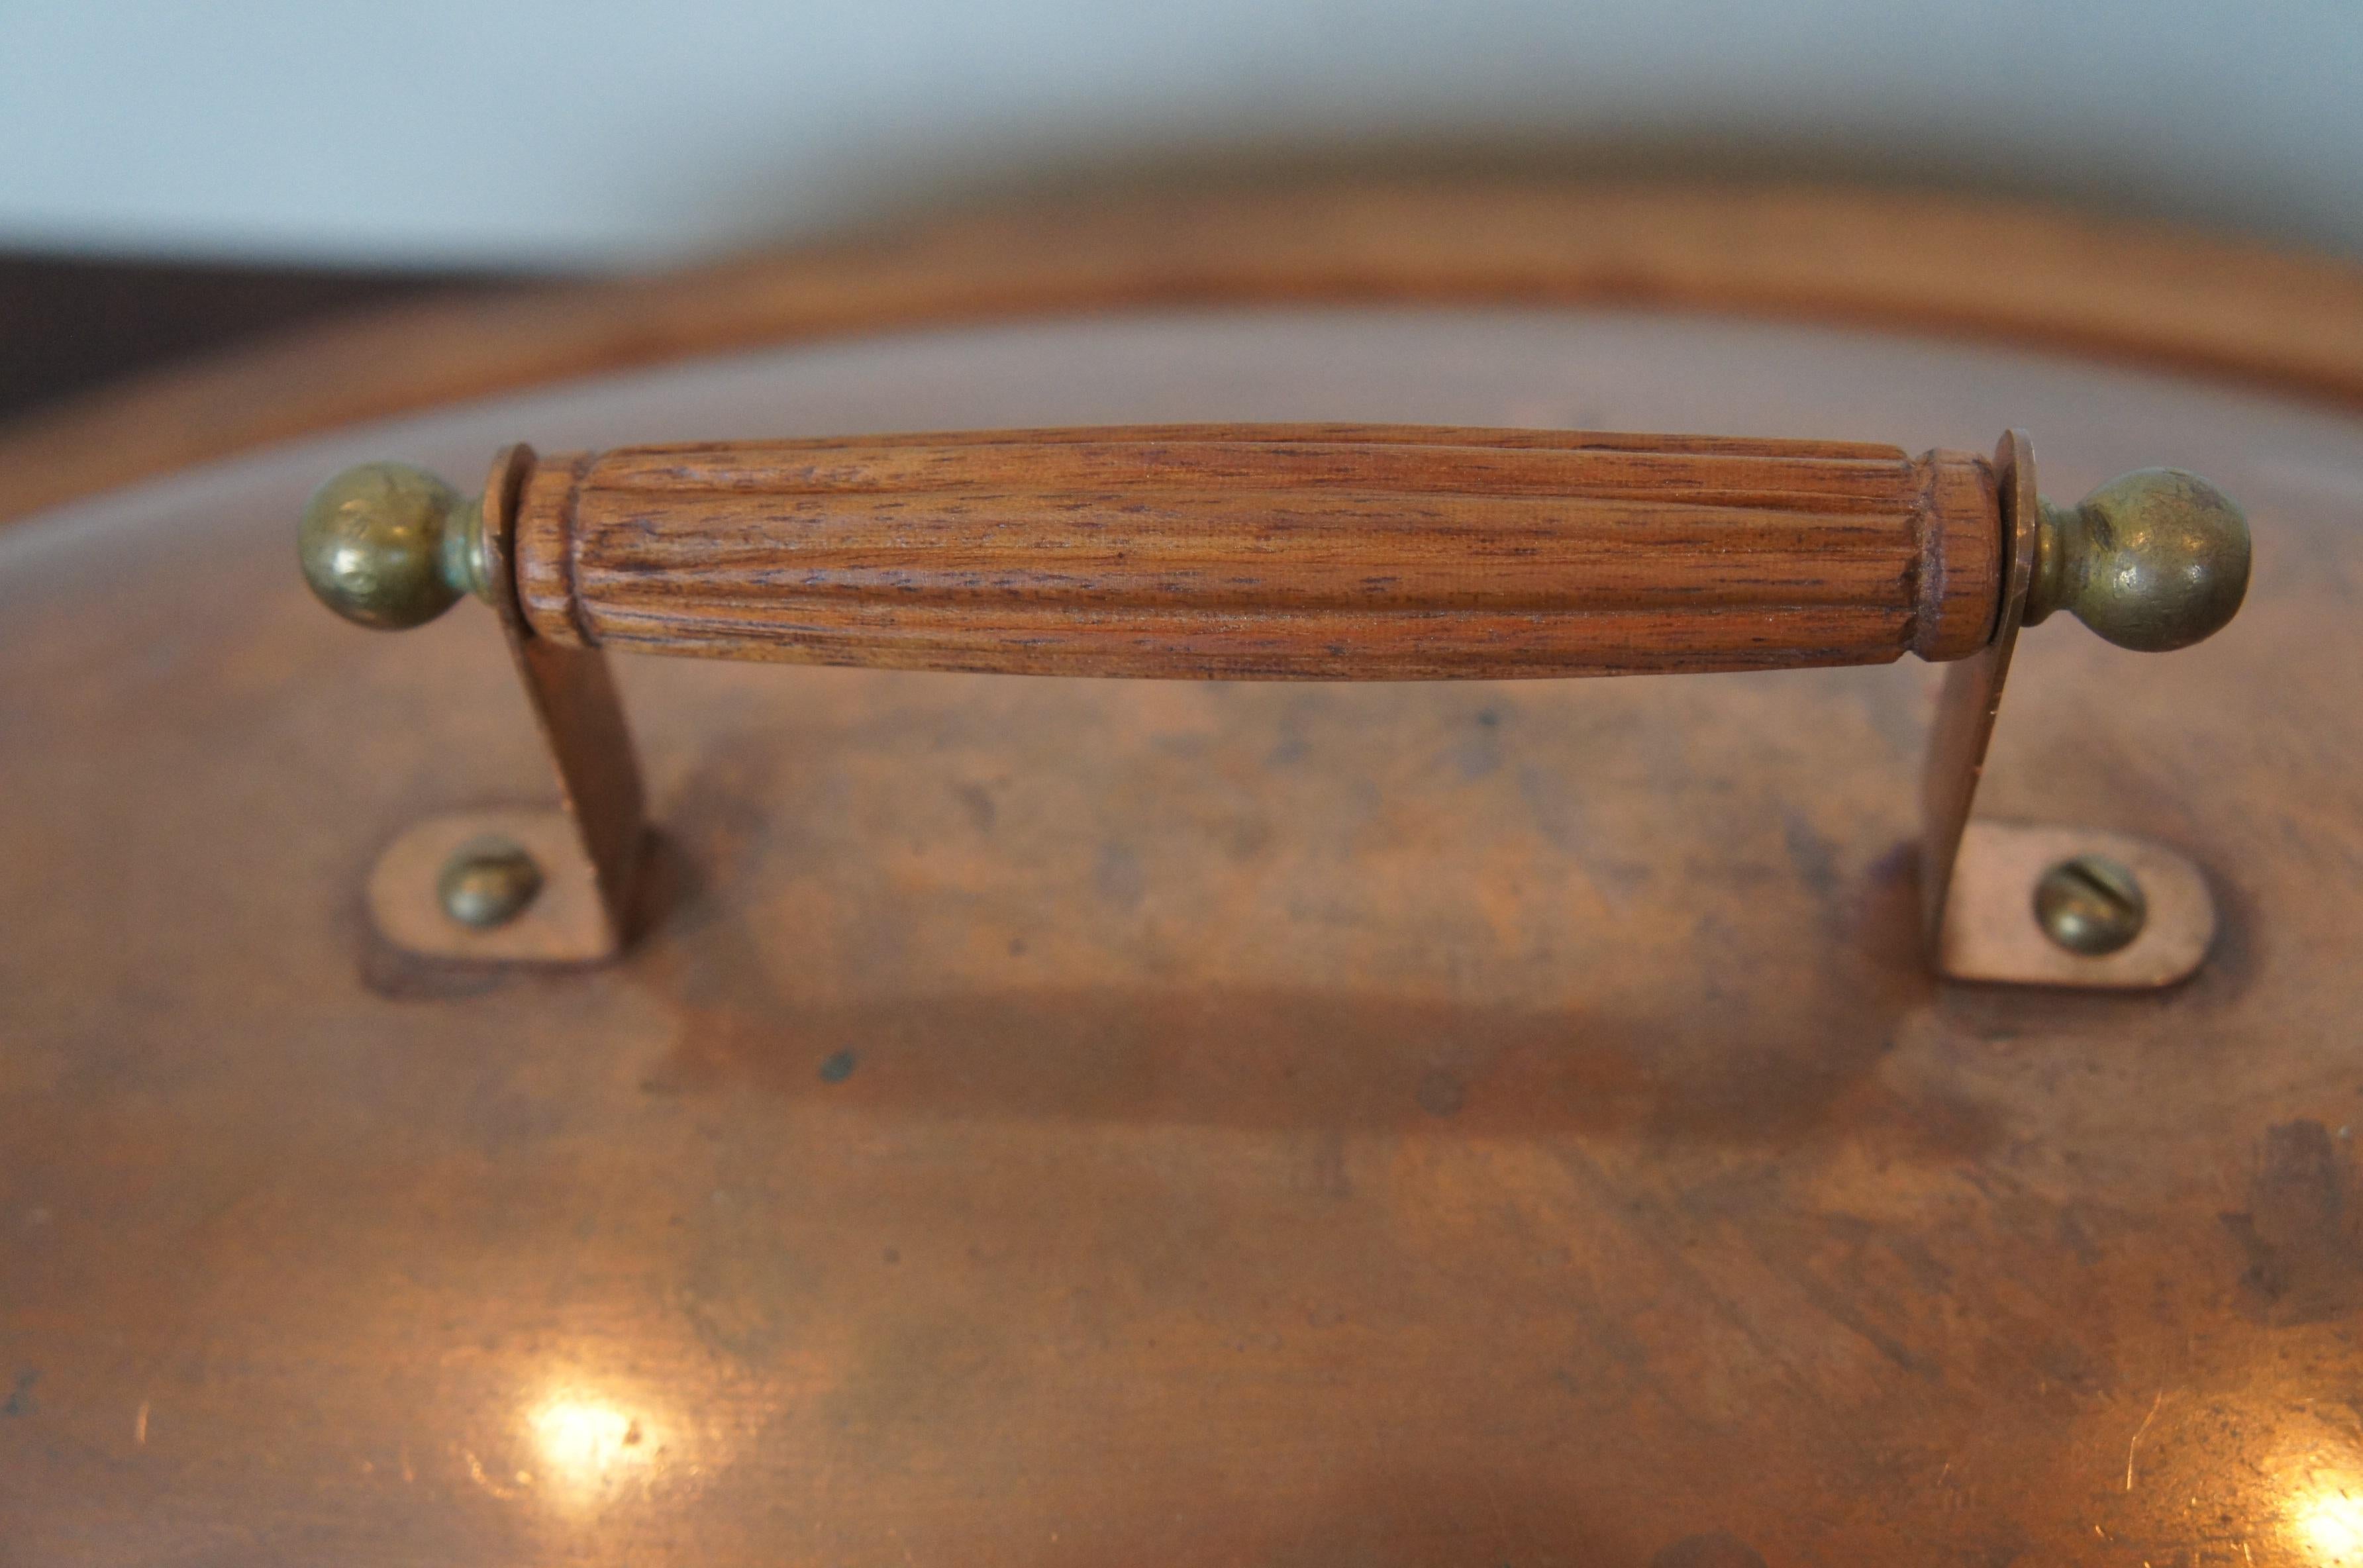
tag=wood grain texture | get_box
[7,179,2363,527]
[512,424,2001,678]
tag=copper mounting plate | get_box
[1938,820,2216,988]
[366,807,622,963]
[366,444,644,965]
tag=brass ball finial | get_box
[297,462,487,630]
[2025,468,2250,652]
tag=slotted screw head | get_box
[2034,854,2148,956]
[438,837,544,929]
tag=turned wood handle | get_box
[487,424,2005,679]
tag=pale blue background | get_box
[0,0,2354,266]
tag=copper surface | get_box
[1936,821,2215,989]
[3,305,2359,1566]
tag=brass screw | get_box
[438,837,545,929]
[2034,854,2148,956]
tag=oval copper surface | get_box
[3,303,2362,1565]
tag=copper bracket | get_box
[364,434,2213,987]
[366,446,646,964]
[1918,432,2215,988]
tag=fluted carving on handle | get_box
[509,424,2003,680]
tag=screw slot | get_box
[2033,854,2147,956]
[438,836,544,929]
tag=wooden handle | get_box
[497,424,2004,679]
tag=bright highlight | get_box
[528,1395,652,1493]
[2299,1487,2363,1563]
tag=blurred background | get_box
[3,0,2359,421]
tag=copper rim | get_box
[6,178,2363,525]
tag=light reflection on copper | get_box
[2299,1484,2363,1563]
[523,1385,667,1508]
